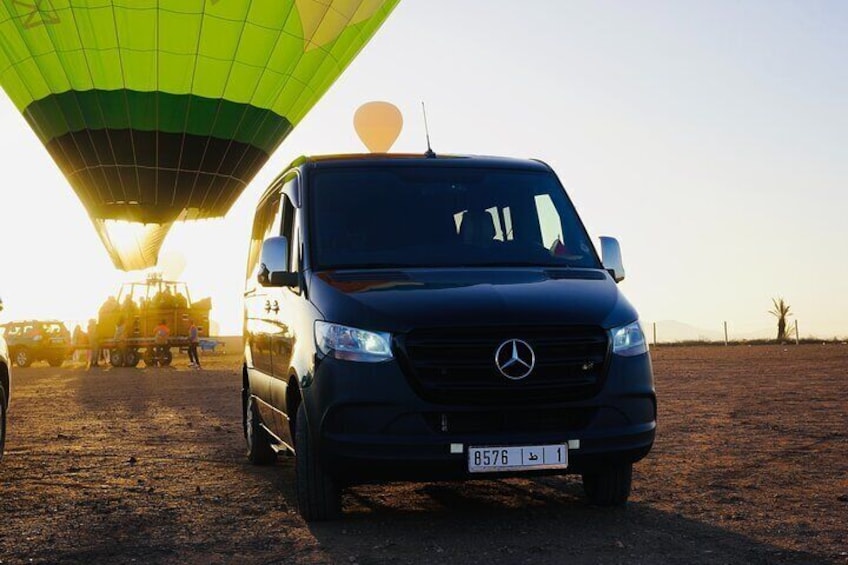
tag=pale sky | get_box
[1,1,846,339]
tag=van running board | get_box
[259,423,294,456]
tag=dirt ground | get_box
[1,344,846,564]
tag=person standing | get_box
[72,324,84,363]
[114,317,127,363]
[154,319,170,364]
[187,319,201,369]
[86,318,100,368]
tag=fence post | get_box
[795,321,800,345]
[724,321,728,346]
[652,322,657,347]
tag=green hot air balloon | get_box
[0,0,399,270]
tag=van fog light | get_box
[611,321,648,357]
[315,321,393,363]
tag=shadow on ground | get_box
[303,476,831,565]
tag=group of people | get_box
[150,287,189,310]
[75,317,202,369]
[153,317,202,369]
[70,320,99,366]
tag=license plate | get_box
[468,443,568,473]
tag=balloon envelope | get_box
[354,101,403,152]
[0,0,400,270]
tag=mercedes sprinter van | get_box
[242,154,656,521]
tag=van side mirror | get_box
[258,236,298,288]
[600,236,625,283]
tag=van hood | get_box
[309,268,638,332]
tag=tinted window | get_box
[245,190,282,281]
[310,166,599,270]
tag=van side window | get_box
[279,176,299,273]
[245,190,282,281]
[280,194,297,273]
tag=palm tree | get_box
[769,297,792,341]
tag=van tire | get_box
[582,462,632,506]
[295,404,340,521]
[245,395,276,465]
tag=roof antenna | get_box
[421,101,436,158]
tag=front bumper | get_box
[304,353,656,484]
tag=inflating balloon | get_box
[0,0,400,270]
[354,101,403,152]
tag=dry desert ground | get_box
[1,343,846,564]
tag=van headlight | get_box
[315,321,394,363]
[611,321,648,357]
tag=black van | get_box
[242,154,656,521]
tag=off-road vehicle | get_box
[0,319,71,368]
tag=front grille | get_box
[398,326,609,404]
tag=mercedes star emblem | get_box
[494,339,536,380]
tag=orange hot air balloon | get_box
[354,101,403,152]
[0,1,401,271]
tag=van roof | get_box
[288,153,553,172]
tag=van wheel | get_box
[47,357,64,367]
[245,395,276,465]
[0,386,6,461]
[582,462,632,506]
[295,403,340,521]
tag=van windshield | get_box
[310,166,601,271]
